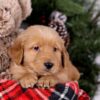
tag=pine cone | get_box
[49,11,70,48]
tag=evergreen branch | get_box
[55,0,84,16]
[91,11,100,25]
[88,0,97,13]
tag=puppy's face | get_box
[23,34,63,75]
[9,25,64,76]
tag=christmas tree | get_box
[25,0,100,97]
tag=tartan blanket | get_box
[0,79,90,100]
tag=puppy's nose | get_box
[44,62,54,69]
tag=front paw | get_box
[37,76,58,88]
[19,74,37,88]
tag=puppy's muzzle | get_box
[44,62,54,69]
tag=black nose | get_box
[44,62,54,69]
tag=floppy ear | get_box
[62,47,80,80]
[8,39,24,65]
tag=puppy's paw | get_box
[19,74,37,88]
[37,76,58,88]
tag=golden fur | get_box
[8,25,80,88]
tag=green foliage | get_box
[29,0,84,24]
[67,1,100,97]
[31,0,84,15]
[55,0,84,16]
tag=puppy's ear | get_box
[8,39,24,65]
[62,47,80,80]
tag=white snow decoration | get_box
[94,54,100,66]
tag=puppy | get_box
[8,25,80,88]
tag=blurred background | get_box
[24,0,100,99]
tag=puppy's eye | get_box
[33,46,39,51]
[53,47,58,52]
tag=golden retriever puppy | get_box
[8,25,80,88]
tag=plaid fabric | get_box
[0,79,90,100]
